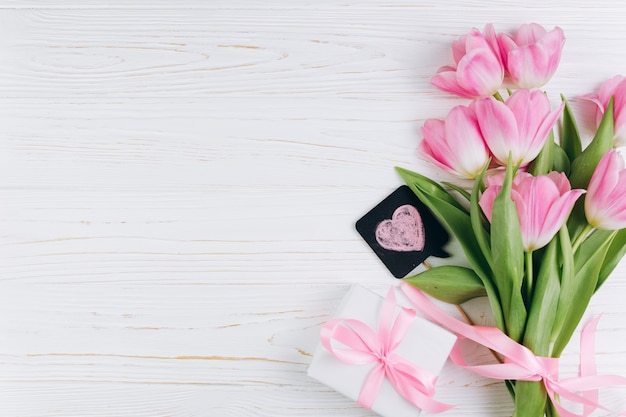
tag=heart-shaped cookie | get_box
[375,204,425,252]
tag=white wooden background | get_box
[2,1,626,416]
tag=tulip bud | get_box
[480,171,585,251]
[474,89,564,166]
[585,150,626,230]
[418,105,491,178]
[431,24,504,99]
[498,24,565,89]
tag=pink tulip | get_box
[585,150,626,230]
[418,105,491,179]
[431,24,504,99]
[498,24,565,88]
[474,89,564,166]
[581,75,626,147]
[480,171,585,251]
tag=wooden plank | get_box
[1,8,626,98]
[2,3,626,416]
[0,0,623,8]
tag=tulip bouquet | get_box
[399,24,626,416]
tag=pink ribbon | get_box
[320,288,453,414]
[401,282,626,417]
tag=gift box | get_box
[307,285,456,417]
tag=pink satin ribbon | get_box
[320,288,453,414]
[401,282,626,417]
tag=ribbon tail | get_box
[580,316,600,416]
[548,380,626,417]
[357,363,385,409]
[387,367,453,414]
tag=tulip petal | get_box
[431,71,473,99]
[478,185,499,222]
[445,106,489,177]
[585,150,626,229]
[452,34,468,64]
[529,102,564,161]
[515,23,548,45]
[546,171,572,194]
[456,48,503,98]
[612,80,626,146]
[506,90,548,151]
[475,97,519,164]
[482,170,583,251]
[537,189,585,249]
[502,25,564,89]
[521,176,560,249]
[419,109,490,179]
[539,28,565,76]
[507,43,551,88]
[588,150,622,202]
[419,119,456,173]
[597,75,626,108]
[482,24,501,64]
[497,33,516,68]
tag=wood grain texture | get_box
[1,6,626,99]
[1,2,626,416]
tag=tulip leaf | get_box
[566,200,589,242]
[596,228,626,291]
[528,130,554,176]
[552,229,616,356]
[569,97,614,189]
[397,167,505,330]
[560,94,582,162]
[557,225,575,296]
[551,141,571,174]
[405,266,486,304]
[470,165,493,270]
[395,167,468,213]
[567,98,614,238]
[490,159,526,341]
[403,180,489,279]
[550,226,574,356]
[442,181,471,201]
[514,382,548,417]
[524,237,560,357]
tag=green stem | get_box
[493,91,505,102]
[546,397,559,417]
[572,223,595,252]
[525,250,534,303]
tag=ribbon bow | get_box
[320,288,453,414]
[401,282,626,417]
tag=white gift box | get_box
[308,284,456,417]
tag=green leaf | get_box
[523,238,560,357]
[528,130,554,176]
[551,226,574,355]
[567,199,589,242]
[569,97,614,189]
[395,167,468,212]
[397,167,505,330]
[470,165,493,270]
[514,381,548,417]
[567,98,614,238]
[560,94,582,162]
[558,225,575,294]
[490,159,526,341]
[596,228,626,291]
[551,229,616,356]
[405,266,486,304]
[396,168,486,277]
[552,142,571,174]
[442,181,471,201]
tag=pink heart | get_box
[375,205,425,252]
